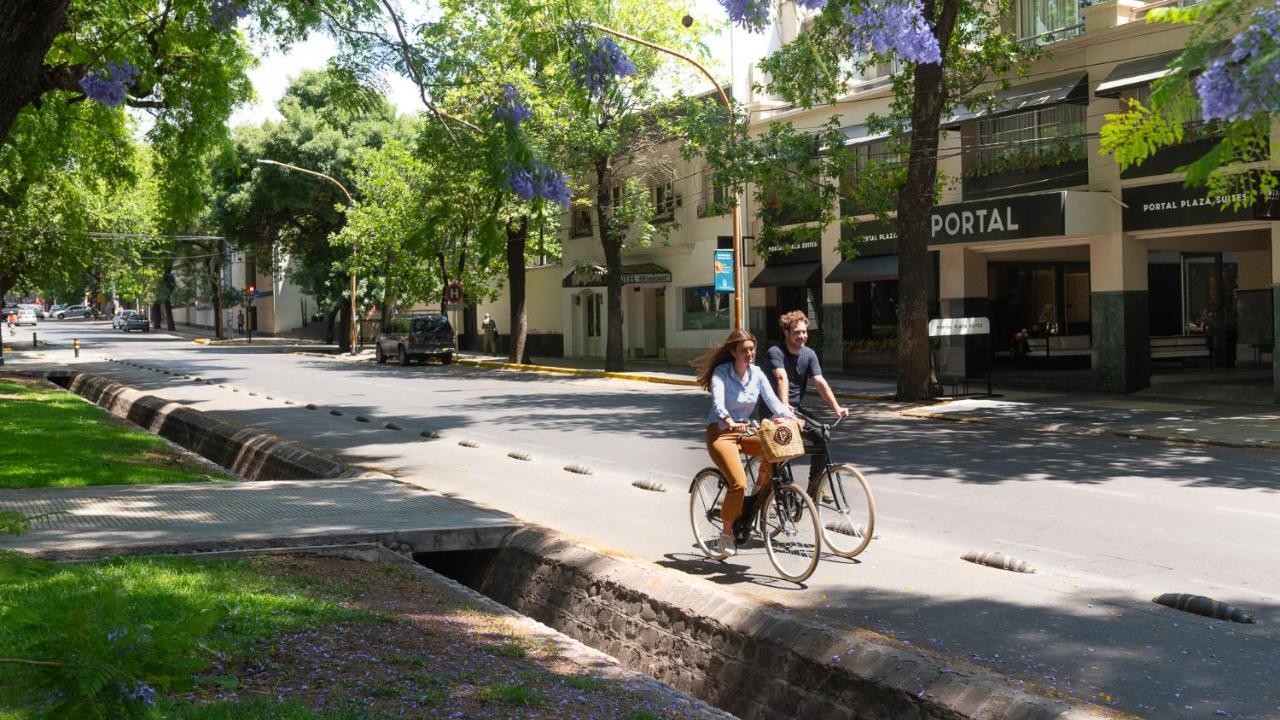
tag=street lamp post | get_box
[587,21,745,331]
[255,158,360,355]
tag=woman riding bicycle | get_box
[693,329,795,558]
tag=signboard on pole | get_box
[928,317,991,337]
[713,249,735,293]
[444,281,463,305]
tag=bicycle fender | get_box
[690,467,724,493]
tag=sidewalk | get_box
[455,352,1280,452]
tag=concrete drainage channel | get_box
[29,368,1114,719]
[415,530,1113,720]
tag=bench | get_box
[1150,334,1210,362]
[1025,335,1092,359]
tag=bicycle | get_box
[688,422,824,583]
[743,413,876,558]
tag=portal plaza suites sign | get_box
[1122,180,1258,231]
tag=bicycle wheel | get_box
[689,468,728,559]
[815,463,876,558]
[760,484,822,583]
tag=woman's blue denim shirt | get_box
[705,361,791,429]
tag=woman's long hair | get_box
[692,329,756,391]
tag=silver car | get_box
[56,305,94,319]
[113,310,139,329]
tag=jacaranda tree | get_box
[688,0,1030,400]
[1100,0,1279,207]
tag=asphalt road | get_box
[17,322,1280,719]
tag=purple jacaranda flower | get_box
[122,682,157,706]
[210,0,250,30]
[79,62,140,107]
[1195,59,1247,121]
[846,0,942,65]
[506,163,536,201]
[796,0,828,10]
[494,84,533,126]
[532,165,572,208]
[505,161,571,207]
[718,0,771,30]
[1196,2,1280,120]
[106,627,128,643]
[570,33,638,98]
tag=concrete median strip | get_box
[420,430,440,439]
[507,451,531,461]
[385,422,403,431]
[458,439,480,448]
[631,479,667,492]
[564,463,593,476]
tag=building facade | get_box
[475,0,1279,401]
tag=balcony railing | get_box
[1017,21,1084,46]
[1017,0,1085,45]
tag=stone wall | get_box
[434,527,1104,720]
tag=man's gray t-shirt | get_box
[762,344,822,406]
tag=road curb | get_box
[901,407,1280,452]
[455,358,896,402]
[453,525,1127,720]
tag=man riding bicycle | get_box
[761,311,849,497]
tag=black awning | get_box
[749,262,821,288]
[1095,51,1181,98]
[562,262,672,288]
[825,255,899,284]
[839,123,891,146]
[943,73,1089,127]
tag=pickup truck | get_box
[375,314,456,365]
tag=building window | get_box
[1016,0,1083,44]
[698,167,729,218]
[585,294,602,337]
[840,53,902,88]
[652,180,677,222]
[972,104,1086,177]
[570,206,592,238]
[681,286,730,330]
[840,137,901,217]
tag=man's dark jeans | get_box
[794,406,830,497]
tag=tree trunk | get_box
[164,298,175,331]
[894,0,961,402]
[593,157,625,372]
[211,243,225,339]
[325,303,340,343]
[0,1,70,146]
[506,215,530,364]
[0,269,18,306]
[338,302,352,353]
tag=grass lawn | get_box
[0,376,222,488]
[0,552,378,719]
[0,552,713,720]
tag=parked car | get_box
[2,304,19,319]
[113,310,139,329]
[376,314,455,365]
[48,304,65,317]
[55,305,93,319]
[122,314,151,333]
[21,304,46,319]
[14,307,38,326]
